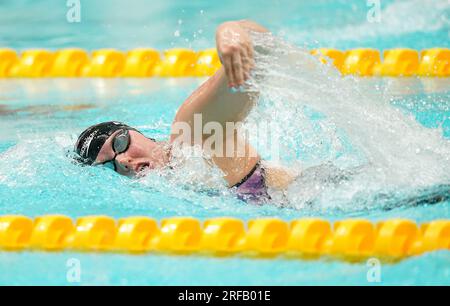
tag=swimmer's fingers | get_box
[246,43,255,69]
[241,47,251,81]
[222,54,235,87]
[240,44,254,83]
[232,52,245,86]
[219,43,252,86]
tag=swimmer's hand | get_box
[216,20,268,88]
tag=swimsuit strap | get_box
[232,161,262,188]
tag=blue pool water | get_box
[1,0,449,285]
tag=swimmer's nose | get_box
[115,154,134,173]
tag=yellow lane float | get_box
[202,217,246,254]
[0,49,18,77]
[0,215,34,250]
[0,48,448,77]
[153,48,198,77]
[341,48,381,76]
[82,49,126,77]
[51,49,89,77]
[10,49,55,77]
[374,49,419,76]
[122,48,160,77]
[0,215,449,262]
[418,48,450,77]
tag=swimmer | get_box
[74,20,298,203]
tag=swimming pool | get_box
[0,0,449,285]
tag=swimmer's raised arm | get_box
[170,20,269,186]
[171,20,269,140]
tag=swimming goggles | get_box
[102,129,132,172]
[102,129,157,172]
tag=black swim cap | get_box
[74,121,137,165]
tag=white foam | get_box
[245,32,450,210]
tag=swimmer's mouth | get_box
[135,162,151,173]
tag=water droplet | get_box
[174,30,180,37]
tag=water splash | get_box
[0,34,448,214]
[0,134,245,217]
[245,32,450,211]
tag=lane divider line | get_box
[0,215,448,261]
[0,48,448,78]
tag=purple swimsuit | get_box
[233,162,271,204]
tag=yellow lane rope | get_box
[0,48,448,78]
[0,215,448,261]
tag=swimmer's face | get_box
[94,130,168,176]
